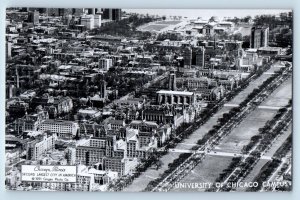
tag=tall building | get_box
[81,15,95,30]
[6,84,15,99]
[250,27,269,48]
[94,14,101,28]
[28,10,39,25]
[99,58,112,71]
[102,9,112,20]
[112,9,121,21]
[102,9,121,21]
[63,15,73,26]
[73,8,84,16]
[28,8,47,14]
[99,80,107,99]
[168,70,177,91]
[86,8,96,15]
[183,46,192,68]
[194,46,205,67]
[96,8,102,14]
[37,8,47,14]
[65,147,76,165]
[6,42,12,59]
[47,8,72,16]
[15,67,19,89]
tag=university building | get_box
[39,119,79,138]
[26,133,57,160]
[157,90,196,105]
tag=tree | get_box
[242,35,250,48]
[241,15,252,23]
[155,160,163,170]
[209,16,217,22]
[232,33,243,41]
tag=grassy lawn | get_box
[260,78,292,107]
[171,155,233,192]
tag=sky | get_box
[124,9,291,20]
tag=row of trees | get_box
[253,13,293,30]
[214,156,242,184]
[247,135,292,192]
[217,109,291,192]
[144,153,192,191]
[227,12,292,30]
[94,14,156,39]
[206,64,291,191]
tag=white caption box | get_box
[21,165,77,183]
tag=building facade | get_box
[250,26,269,48]
[39,119,79,138]
[157,90,195,105]
[26,133,57,160]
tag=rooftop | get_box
[157,90,194,96]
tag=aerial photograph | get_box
[5,8,292,192]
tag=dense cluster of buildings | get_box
[5,8,292,191]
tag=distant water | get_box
[124,9,291,20]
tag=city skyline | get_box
[124,9,291,20]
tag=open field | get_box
[172,155,233,192]
[138,20,183,32]
[156,20,182,25]
[142,24,170,31]
[260,77,292,107]
[215,109,276,154]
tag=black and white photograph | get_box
[5,8,293,192]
